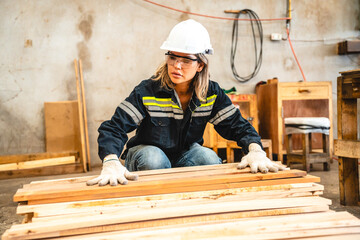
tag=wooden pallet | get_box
[2,163,360,239]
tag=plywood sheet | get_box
[44,101,81,153]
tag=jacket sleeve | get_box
[209,82,262,154]
[97,84,147,161]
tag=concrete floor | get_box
[1,160,360,237]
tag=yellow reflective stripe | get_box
[143,96,173,102]
[200,102,214,107]
[199,94,217,107]
[207,94,217,101]
[143,96,180,109]
[144,102,180,108]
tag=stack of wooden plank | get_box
[3,163,360,239]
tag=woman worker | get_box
[87,19,285,187]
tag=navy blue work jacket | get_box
[98,78,262,161]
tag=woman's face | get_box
[166,51,204,85]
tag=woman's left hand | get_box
[237,143,286,173]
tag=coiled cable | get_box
[230,9,263,83]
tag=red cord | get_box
[144,0,306,81]
[286,28,307,82]
[143,0,291,21]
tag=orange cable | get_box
[144,0,291,21]
[286,28,307,82]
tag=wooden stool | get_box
[285,117,331,172]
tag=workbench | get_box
[334,69,360,206]
[257,79,333,163]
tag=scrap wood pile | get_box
[2,163,360,239]
[0,59,90,179]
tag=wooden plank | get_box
[24,184,324,219]
[0,163,84,180]
[54,212,360,240]
[4,211,358,240]
[339,69,360,75]
[2,197,332,239]
[334,139,360,158]
[13,169,308,203]
[25,175,320,205]
[56,229,360,240]
[21,164,287,192]
[29,206,330,237]
[0,151,78,165]
[29,195,329,223]
[44,101,81,153]
[0,156,75,171]
[17,183,322,216]
[19,163,247,191]
[16,164,286,190]
[79,59,91,171]
[74,59,87,173]
[0,163,17,171]
[32,163,249,188]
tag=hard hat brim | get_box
[160,44,213,55]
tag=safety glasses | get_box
[165,52,199,69]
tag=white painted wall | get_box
[1,0,359,166]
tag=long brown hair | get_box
[153,53,210,102]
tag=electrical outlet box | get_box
[271,33,282,41]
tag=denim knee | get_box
[175,144,221,167]
[191,146,222,165]
[125,145,171,171]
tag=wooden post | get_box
[337,76,359,206]
[79,60,91,171]
[74,59,87,173]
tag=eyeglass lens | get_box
[165,53,198,68]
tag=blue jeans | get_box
[125,143,222,171]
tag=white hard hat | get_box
[160,19,214,55]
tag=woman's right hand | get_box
[86,155,138,186]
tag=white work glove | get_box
[86,154,138,186]
[237,143,286,173]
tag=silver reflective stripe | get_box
[147,105,183,114]
[149,111,183,120]
[194,94,216,110]
[119,101,143,125]
[194,105,213,112]
[192,111,212,117]
[203,95,216,104]
[209,104,237,125]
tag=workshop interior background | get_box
[1,0,359,167]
